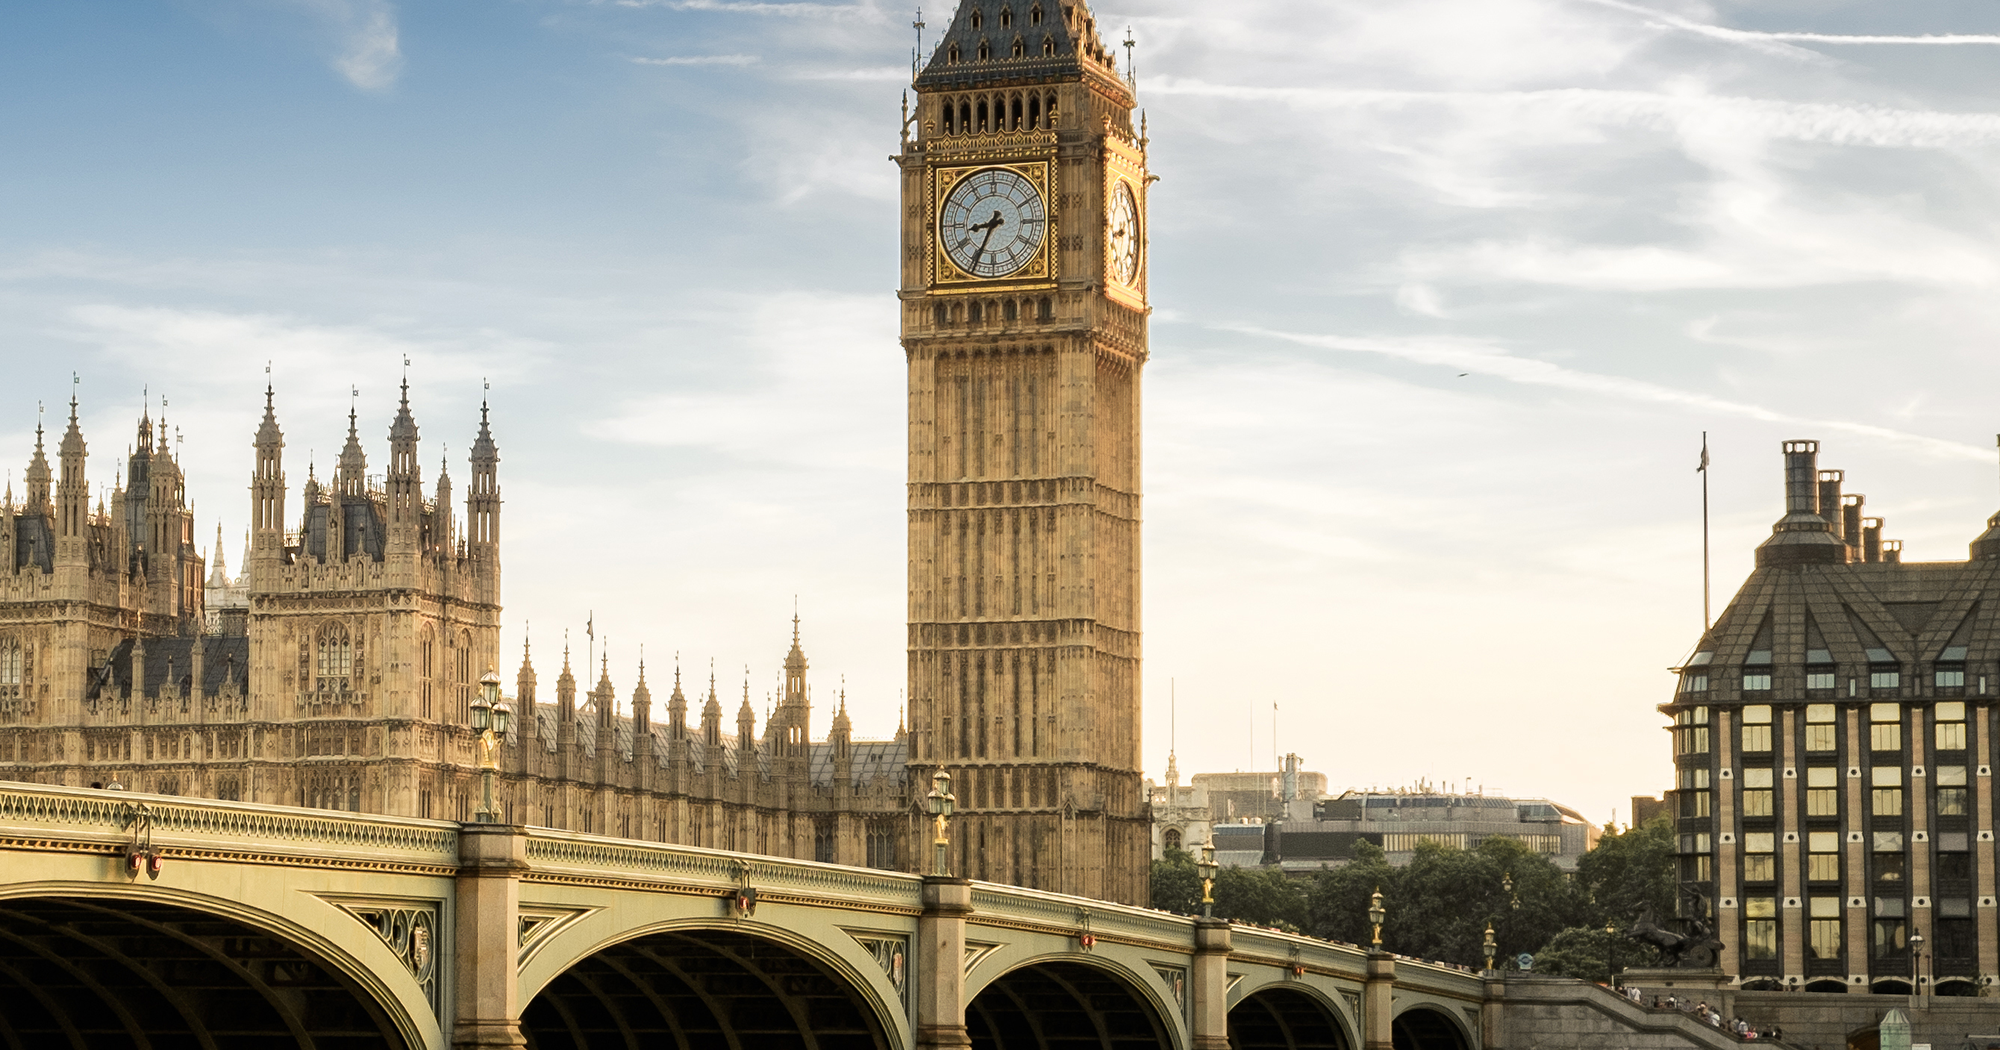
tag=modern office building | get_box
[1260,786,1597,873]
[1668,438,2000,993]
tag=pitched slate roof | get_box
[915,0,1121,92]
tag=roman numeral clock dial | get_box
[940,168,1047,279]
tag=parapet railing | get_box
[521,828,927,914]
[0,781,460,869]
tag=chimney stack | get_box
[1843,494,1865,561]
[1882,539,1903,564]
[1817,470,1845,544]
[1755,440,1847,567]
[1863,517,1884,563]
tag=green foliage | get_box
[1147,815,1677,975]
[1149,846,1202,915]
[1576,816,1677,928]
[1532,925,1640,983]
[1212,865,1309,931]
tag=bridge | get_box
[0,783,1515,1050]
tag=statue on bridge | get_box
[1622,883,1724,969]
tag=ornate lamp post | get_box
[1368,888,1386,950]
[1196,841,1219,920]
[1909,929,1925,1006]
[1605,920,1620,983]
[925,770,956,877]
[1483,923,1497,972]
[472,669,506,823]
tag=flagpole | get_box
[1700,432,1711,631]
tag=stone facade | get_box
[898,0,1152,903]
[1669,437,2000,993]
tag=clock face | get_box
[941,168,1047,279]
[1108,180,1140,286]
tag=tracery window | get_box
[317,623,352,692]
[0,639,20,704]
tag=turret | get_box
[56,397,88,542]
[737,679,758,762]
[701,673,722,749]
[667,663,688,742]
[433,453,454,555]
[773,614,811,758]
[830,689,852,763]
[23,417,51,516]
[632,658,652,735]
[557,642,576,721]
[386,377,421,550]
[251,384,285,563]
[467,395,499,556]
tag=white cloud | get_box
[1582,0,2000,51]
[630,54,759,66]
[293,0,404,91]
[1230,324,1993,463]
[613,0,881,17]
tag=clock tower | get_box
[899,0,1149,904]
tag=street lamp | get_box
[1503,871,1519,910]
[1196,841,1219,920]
[472,669,505,823]
[1605,920,1620,982]
[1483,923,1497,972]
[1909,929,1925,1006]
[925,770,956,877]
[1368,888,1386,950]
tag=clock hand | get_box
[969,210,1004,266]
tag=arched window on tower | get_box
[456,629,473,724]
[1012,37,1024,59]
[976,99,989,133]
[999,5,1012,28]
[1044,93,1058,125]
[1030,4,1043,25]
[977,40,991,61]
[0,638,20,706]
[420,625,436,719]
[959,100,972,132]
[1010,95,1022,129]
[1043,35,1055,56]
[316,623,351,694]
[948,43,961,63]
[942,101,955,135]
[934,304,950,327]
[1003,300,1018,322]
[1037,296,1053,321]
[1028,95,1041,129]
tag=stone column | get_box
[1190,919,1230,1050]
[917,876,973,1050]
[1364,951,1395,1050]
[454,824,528,1049]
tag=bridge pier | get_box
[1191,918,1231,1049]
[918,876,974,1050]
[1365,950,1396,1050]
[455,823,529,1050]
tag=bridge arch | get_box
[0,888,426,1049]
[521,918,903,1050]
[965,954,1175,1050]
[1228,984,1354,1050]
[1392,1002,1474,1050]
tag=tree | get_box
[1150,846,1201,916]
[1307,839,1395,946]
[1532,925,1631,983]
[1576,815,1676,929]
[1213,865,1309,931]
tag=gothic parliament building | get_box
[0,0,1151,905]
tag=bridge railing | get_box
[0,782,461,871]
[520,827,928,914]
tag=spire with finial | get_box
[556,630,576,719]
[632,647,652,733]
[336,386,367,497]
[24,405,51,514]
[515,627,538,717]
[56,386,89,539]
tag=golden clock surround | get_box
[929,160,1059,293]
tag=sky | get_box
[6,1,2000,828]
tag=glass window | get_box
[1875,896,1906,917]
[1742,766,1773,816]
[1937,701,1966,721]
[1938,765,1967,786]
[1744,854,1775,881]
[1939,852,1972,882]
[1744,898,1778,960]
[1807,671,1837,690]
[1689,651,1714,666]
[1743,704,1773,724]
[1679,833,1713,854]
[1807,767,1838,788]
[1743,674,1773,692]
[1807,703,1835,723]
[1872,670,1902,689]
[1873,788,1904,816]
[1873,767,1902,788]
[1680,791,1712,818]
[1807,787,1839,817]
[1871,723,1902,751]
[1938,831,1970,852]
[1745,831,1775,853]
[1937,669,1966,688]
[1810,830,1840,852]
[1744,767,1774,788]
[1810,917,1842,959]
[1806,723,1837,752]
[1742,724,1773,751]
[1678,767,1711,790]
[1874,920,1907,957]
[1683,673,1709,694]
[1938,721,1967,751]
[1875,853,1906,882]
[1937,767,1968,816]
[1808,854,1841,881]
[1871,702,1901,722]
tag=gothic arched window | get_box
[0,639,20,689]
[420,625,436,719]
[316,624,351,693]
[457,629,474,723]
